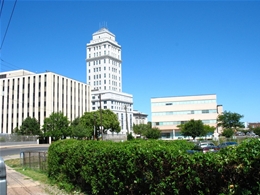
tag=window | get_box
[104,51,106,55]
[89,54,91,58]
[104,44,106,48]
[104,80,106,84]
[104,67,106,70]
[92,107,95,110]
[104,59,106,63]
[89,69,91,73]
[99,74,101,78]
[202,110,209,114]
[94,61,95,65]
[104,73,106,78]
[99,67,101,71]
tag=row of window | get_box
[93,80,120,87]
[152,109,217,116]
[89,66,120,74]
[154,119,217,126]
[89,73,120,81]
[88,44,120,52]
[152,99,216,106]
[88,59,121,67]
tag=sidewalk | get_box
[3,155,49,195]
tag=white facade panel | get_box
[0,70,91,134]
[151,94,222,139]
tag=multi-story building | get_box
[133,110,148,125]
[151,94,223,139]
[86,28,133,134]
[0,70,91,134]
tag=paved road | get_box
[0,145,49,157]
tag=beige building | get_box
[0,70,91,134]
[151,94,223,139]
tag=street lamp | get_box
[99,94,103,140]
[93,113,97,140]
[123,104,129,135]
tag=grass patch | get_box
[5,158,50,184]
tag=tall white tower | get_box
[86,28,122,92]
[86,28,134,135]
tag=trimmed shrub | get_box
[48,139,260,195]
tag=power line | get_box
[0,0,17,50]
[1,58,22,70]
[0,0,4,18]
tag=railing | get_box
[20,150,48,171]
[0,134,38,144]
[103,134,127,141]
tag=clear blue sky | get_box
[1,1,260,123]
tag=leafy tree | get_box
[145,127,161,139]
[217,111,244,131]
[70,117,93,139]
[179,119,205,140]
[18,116,41,136]
[203,125,216,135]
[12,127,19,134]
[127,132,134,141]
[221,128,234,138]
[42,112,70,141]
[133,123,150,135]
[80,109,121,139]
[252,127,260,136]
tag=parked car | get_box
[236,131,245,136]
[217,141,238,149]
[246,132,259,137]
[192,141,218,153]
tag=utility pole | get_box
[124,105,129,134]
[99,94,103,140]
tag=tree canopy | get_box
[217,111,244,130]
[17,116,41,136]
[80,109,121,138]
[133,123,161,139]
[42,112,70,141]
[179,119,206,140]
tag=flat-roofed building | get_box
[86,28,134,134]
[0,69,91,134]
[151,94,223,139]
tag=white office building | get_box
[0,70,91,134]
[151,94,223,139]
[133,110,148,125]
[86,28,134,134]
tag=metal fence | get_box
[20,150,48,171]
[0,134,38,144]
[103,134,127,141]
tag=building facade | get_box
[151,94,223,139]
[86,28,122,92]
[133,110,148,125]
[0,70,91,134]
[86,28,134,134]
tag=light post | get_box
[99,94,103,140]
[94,113,97,140]
[124,104,129,135]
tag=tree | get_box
[252,127,260,136]
[42,112,70,141]
[145,127,161,139]
[133,123,150,135]
[19,116,42,136]
[222,128,234,138]
[203,125,215,135]
[217,111,244,131]
[179,119,205,140]
[80,109,121,139]
[69,117,93,139]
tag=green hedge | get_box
[47,139,260,195]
